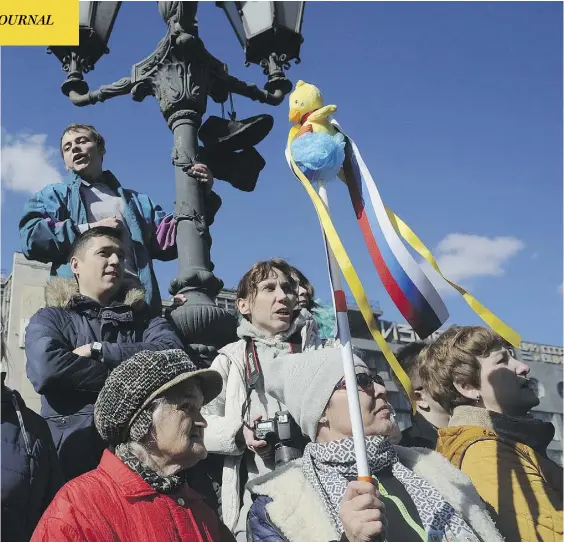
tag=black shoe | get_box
[202,147,266,193]
[203,190,222,225]
[199,114,274,152]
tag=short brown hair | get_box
[236,259,298,318]
[392,342,427,401]
[69,226,122,262]
[396,342,426,381]
[419,326,506,414]
[60,123,106,157]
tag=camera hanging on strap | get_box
[240,339,304,468]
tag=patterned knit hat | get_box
[95,349,222,446]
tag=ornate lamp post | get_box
[48,2,121,96]
[48,1,304,361]
[218,1,304,97]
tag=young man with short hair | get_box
[25,227,184,480]
[19,123,215,315]
[396,341,450,449]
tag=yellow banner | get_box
[0,0,78,46]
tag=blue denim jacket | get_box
[19,171,176,314]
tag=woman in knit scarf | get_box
[246,348,504,542]
[420,325,563,542]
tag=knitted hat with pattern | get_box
[94,349,222,446]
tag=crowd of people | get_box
[1,123,562,541]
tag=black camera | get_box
[254,411,303,468]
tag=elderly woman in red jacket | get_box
[31,349,234,542]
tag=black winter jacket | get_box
[1,382,64,541]
[25,278,184,480]
[400,412,439,450]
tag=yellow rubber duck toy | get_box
[288,81,346,182]
[289,80,339,138]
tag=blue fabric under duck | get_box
[291,132,346,182]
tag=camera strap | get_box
[241,339,261,425]
[240,339,294,426]
[245,339,262,389]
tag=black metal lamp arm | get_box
[220,74,285,106]
[65,76,134,107]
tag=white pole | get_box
[317,180,370,479]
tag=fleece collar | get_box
[449,405,554,454]
[247,448,503,542]
[236,308,311,345]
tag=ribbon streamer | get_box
[287,117,522,405]
[286,127,416,409]
[384,208,521,347]
[332,120,449,340]
[331,120,519,347]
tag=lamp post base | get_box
[168,290,237,365]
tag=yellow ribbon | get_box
[384,208,521,347]
[287,127,416,411]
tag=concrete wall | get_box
[3,253,51,412]
[525,360,563,465]
[521,360,563,415]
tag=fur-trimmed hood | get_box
[247,446,504,542]
[44,277,146,312]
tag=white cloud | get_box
[421,233,525,294]
[559,283,563,295]
[1,131,64,194]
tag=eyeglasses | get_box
[335,373,385,393]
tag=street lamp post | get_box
[48,1,304,362]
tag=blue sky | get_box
[1,1,562,345]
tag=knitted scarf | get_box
[301,436,478,541]
[115,443,187,494]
